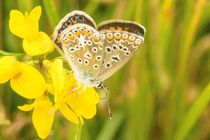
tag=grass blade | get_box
[97,111,124,140]
[174,82,210,140]
[42,0,59,29]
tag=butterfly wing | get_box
[95,20,146,82]
[53,11,104,86]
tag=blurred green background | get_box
[1,0,210,140]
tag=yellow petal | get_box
[10,63,46,99]
[82,88,99,105]
[59,104,79,124]
[22,31,54,56]
[78,102,97,119]
[32,95,54,139]
[67,90,99,119]
[29,6,41,25]
[18,103,35,111]
[48,59,66,102]
[65,73,78,90]
[9,8,39,40]
[0,56,21,83]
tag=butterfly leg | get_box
[97,83,112,119]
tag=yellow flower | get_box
[19,59,99,139]
[18,95,54,139]
[9,6,54,56]
[48,59,100,124]
[0,56,46,99]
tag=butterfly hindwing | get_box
[96,20,145,82]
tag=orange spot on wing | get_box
[98,42,103,49]
[93,36,100,42]
[106,35,113,40]
[114,34,121,40]
[75,32,80,37]
[117,26,123,30]
[80,30,85,35]
[109,27,115,30]
[124,27,129,31]
[68,35,75,40]
[86,31,92,36]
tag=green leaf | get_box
[97,111,124,140]
[174,82,210,140]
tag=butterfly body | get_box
[53,11,146,88]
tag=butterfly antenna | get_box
[100,83,112,120]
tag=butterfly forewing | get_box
[95,20,145,82]
[53,11,104,86]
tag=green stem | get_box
[74,123,83,140]
[0,50,24,56]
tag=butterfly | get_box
[52,10,145,89]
